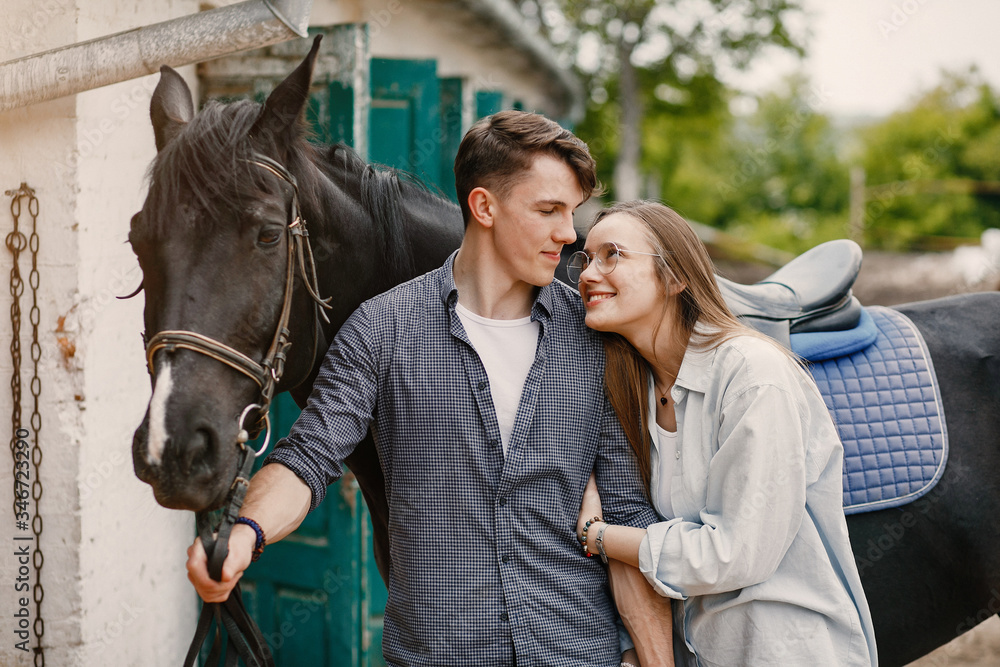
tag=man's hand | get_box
[577,470,604,541]
[186,524,256,603]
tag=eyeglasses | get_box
[566,242,662,285]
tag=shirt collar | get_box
[440,249,554,323]
[673,321,719,394]
[440,250,461,308]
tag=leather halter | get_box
[144,153,331,667]
[145,152,331,442]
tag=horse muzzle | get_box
[131,408,234,511]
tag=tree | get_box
[856,68,1000,249]
[524,0,805,200]
[636,72,848,253]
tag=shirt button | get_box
[500,612,509,622]
[488,438,499,447]
[501,554,511,563]
[499,497,507,506]
[675,450,681,459]
[477,381,487,390]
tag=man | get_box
[188,110,658,666]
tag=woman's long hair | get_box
[595,201,792,493]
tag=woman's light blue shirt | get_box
[639,331,878,667]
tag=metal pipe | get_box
[0,0,312,112]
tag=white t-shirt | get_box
[651,423,677,519]
[647,375,678,520]
[456,301,540,456]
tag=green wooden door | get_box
[438,77,463,202]
[235,46,483,667]
[369,58,442,189]
[233,25,387,667]
[242,393,367,665]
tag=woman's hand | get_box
[621,648,640,666]
[577,470,604,542]
[609,559,675,666]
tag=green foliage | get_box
[624,72,850,253]
[529,0,804,199]
[856,70,1000,248]
[539,0,1000,252]
[574,62,1000,252]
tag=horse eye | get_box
[257,228,282,246]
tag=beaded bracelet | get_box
[236,516,267,562]
[621,662,638,667]
[580,516,602,558]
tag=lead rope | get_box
[179,153,330,666]
[184,429,273,667]
[6,183,45,666]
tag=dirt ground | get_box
[906,616,1000,667]
[716,246,1000,666]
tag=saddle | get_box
[719,241,948,515]
[719,239,863,347]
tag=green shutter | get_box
[475,90,503,118]
[369,58,441,190]
[438,77,463,202]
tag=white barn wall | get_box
[1,0,580,663]
[0,92,88,666]
[364,0,561,118]
[1,2,89,661]
[1,1,199,664]
[72,0,200,662]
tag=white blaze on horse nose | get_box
[147,361,173,466]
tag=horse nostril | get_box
[180,427,216,475]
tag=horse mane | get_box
[320,143,448,283]
[143,97,436,283]
[144,100,270,229]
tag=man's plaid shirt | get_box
[267,253,658,666]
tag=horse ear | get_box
[251,35,323,143]
[150,65,195,152]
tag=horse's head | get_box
[130,37,326,511]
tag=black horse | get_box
[130,40,1000,666]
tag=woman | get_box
[570,201,878,666]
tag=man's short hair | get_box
[454,110,600,226]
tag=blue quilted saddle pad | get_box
[808,306,949,515]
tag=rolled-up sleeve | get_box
[264,305,380,511]
[639,383,807,598]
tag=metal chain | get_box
[6,190,25,515]
[6,183,45,666]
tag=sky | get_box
[730,0,1000,118]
